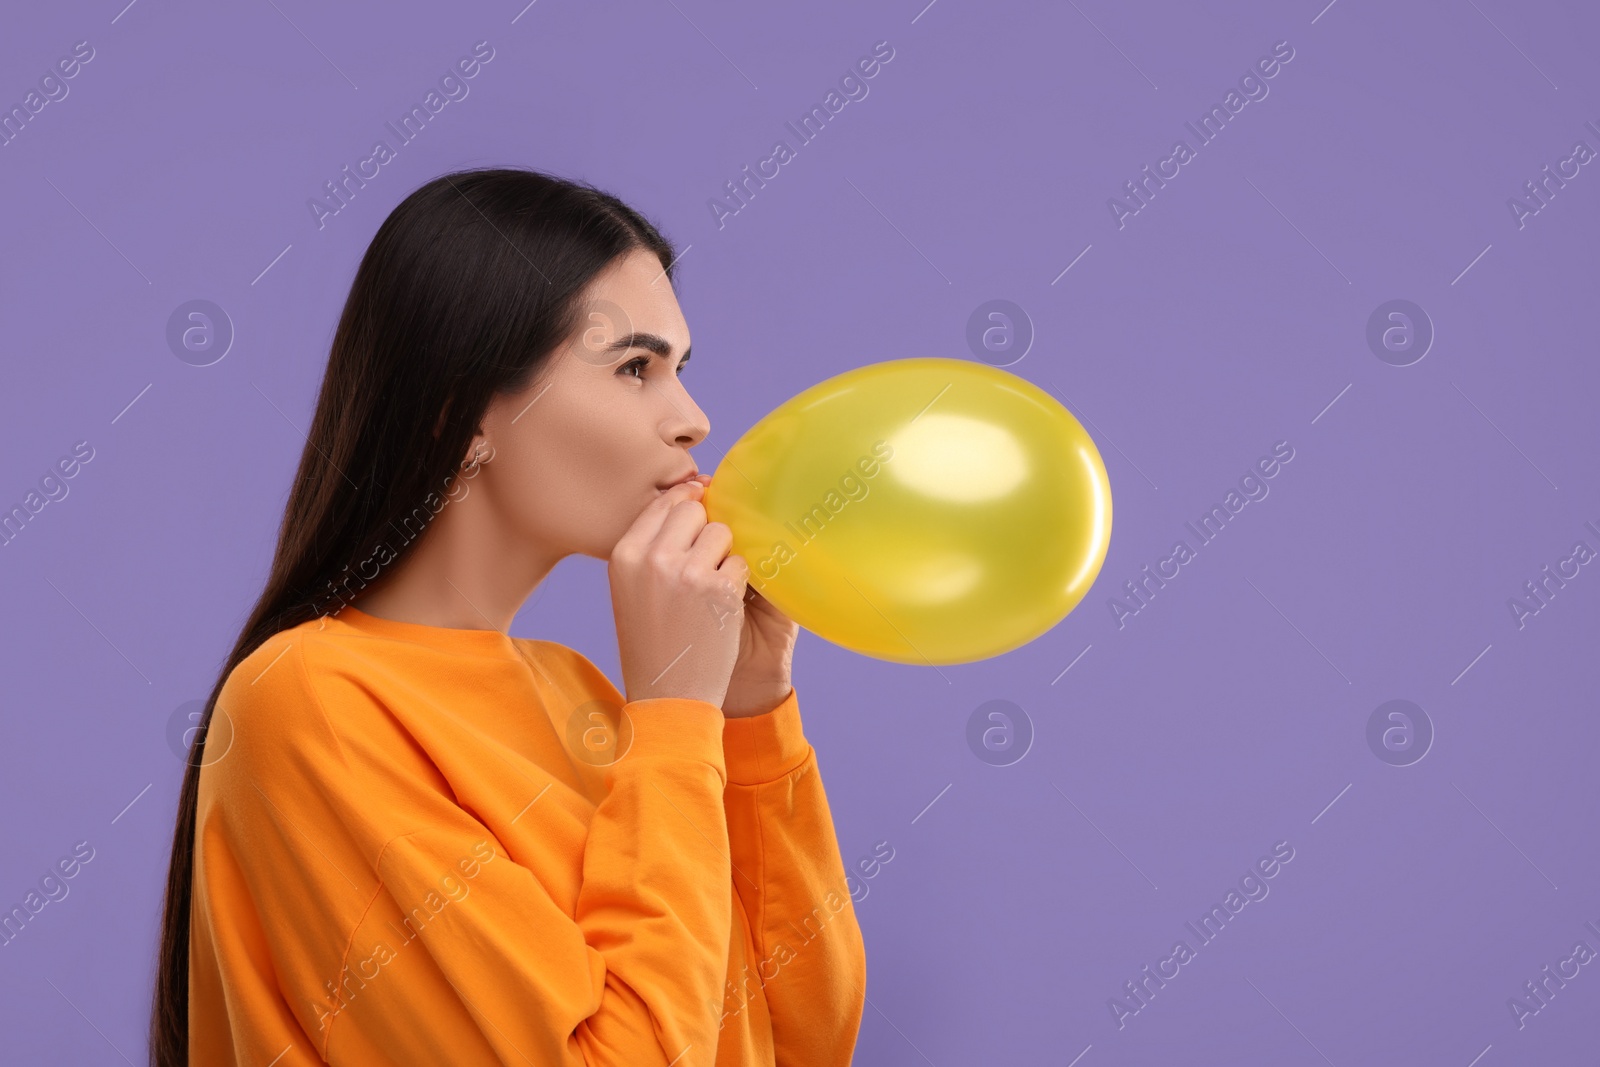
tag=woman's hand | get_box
[688,474,799,719]
[609,479,749,707]
[722,585,799,719]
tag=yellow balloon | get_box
[703,358,1113,665]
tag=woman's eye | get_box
[619,357,687,379]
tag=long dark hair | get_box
[149,167,677,1065]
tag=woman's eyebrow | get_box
[604,332,691,363]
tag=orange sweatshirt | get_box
[189,605,866,1065]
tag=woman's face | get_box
[474,247,711,562]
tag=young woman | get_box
[149,168,867,1065]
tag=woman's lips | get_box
[655,470,702,491]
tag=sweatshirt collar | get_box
[326,604,521,656]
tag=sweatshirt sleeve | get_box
[356,696,734,1067]
[720,686,867,1064]
[202,634,735,1067]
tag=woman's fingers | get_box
[615,480,704,554]
[609,475,747,706]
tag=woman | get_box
[149,168,867,1065]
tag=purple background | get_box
[2,0,1597,1063]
